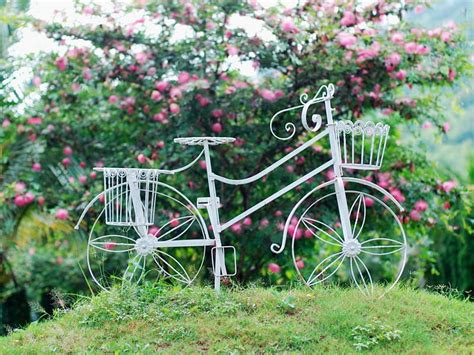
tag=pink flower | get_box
[230,222,243,234]
[325,169,336,181]
[260,218,269,228]
[384,53,401,71]
[395,70,407,80]
[155,81,169,92]
[56,256,64,265]
[177,71,191,84]
[55,208,69,220]
[137,154,147,164]
[83,6,94,15]
[27,117,42,125]
[71,83,81,92]
[295,259,305,269]
[109,95,118,104]
[414,5,424,14]
[340,11,357,26]
[169,217,180,228]
[15,182,26,193]
[78,175,87,184]
[337,32,357,47]
[356,42,380,63]
[63,146,73,155]
[443,122,451,133]
[68,176,75,184]
[196,95,211,107]
[83,68,92,80]
[135,52,149,65]
[90,171,97,179]
[151,90,162,101]
[14,195,27,207]
[260,89,276,101]
[226,45,239,56]
[55,57,68,71]
[404,42,418,54]
[390,32,404,44]
[243,217,252,226]
[409,209,422,221]
[415,45,430,55]
[212,122,222,133]
[268,263,281,273]
[38,196,45,206]
[198,160,207,169]
[148,226,160,237]
[422,121,432,129]
[448,68,456,82]
[169,103,180,114]
[281,18,298,33]
[24,192,35,204]
[32,163,42,172]
[2,119,10,127]
[32,76,41,87]
[390,188,406,203]
[169,87,182,98]
[211,109,224,118]
[62,157,71,166]
[440,32,451,42]
[441,180,456,193]
[414,199,428,211]
[364,197,375,207]
[304,229,313,238]
[104,242,116,250]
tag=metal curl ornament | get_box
[269,83,335,141]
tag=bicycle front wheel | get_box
[289,182,407,297]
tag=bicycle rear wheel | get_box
[86,182,211,291]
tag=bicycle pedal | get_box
[197,197,222,209]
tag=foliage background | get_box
[0,0,472,333]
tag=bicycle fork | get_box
[325,99,354,244]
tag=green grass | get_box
[1,284,473,353]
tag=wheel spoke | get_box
[307,252,345,286]
[155,215,196,241]
[302,217,344,244]
[152,250,191,284]
[123,254,145,283]
[349,194,366,240]
[89,234,136,253]
[350,256,373,297]
[361,237,405,256]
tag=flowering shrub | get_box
[0,0,472,307]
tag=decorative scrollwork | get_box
[270,83,335,141]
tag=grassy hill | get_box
[0,285,473,353]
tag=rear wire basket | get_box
[336,120,390,170]
[101,168,160,226]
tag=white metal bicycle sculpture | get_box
[75,83,407,297]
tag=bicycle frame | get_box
[201,85,355,290]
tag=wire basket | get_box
[100,168,160,226]
[336,120,390,170]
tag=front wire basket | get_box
[336,120,390,170]
[101,168,161,226]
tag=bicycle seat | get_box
[173,136,235,146]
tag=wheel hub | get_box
[135,235,157,256]
[342,239,362,258]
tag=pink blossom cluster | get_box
[230,217,252,234]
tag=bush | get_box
[0,0,472,324]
